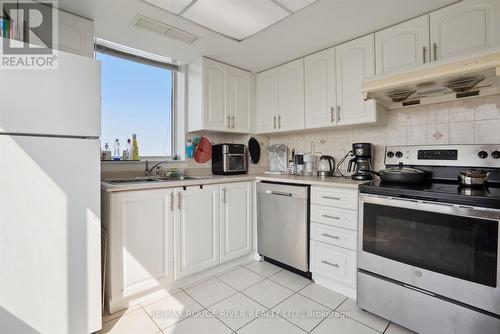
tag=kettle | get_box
[317,155,335,177]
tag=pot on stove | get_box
[458,169,490,187]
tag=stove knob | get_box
[387,151,394,158]
[478,151,488,159]
[492,151,500,159]
[395,151,403,158]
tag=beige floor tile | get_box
[209,293,267,331]
[268,270,311,292]
[102,304,142,324]
[298,283,347,310]
[311,315,379,334]
[162,314,232,334]
[245,261,283,278]
[143,291,203,330]
[336,298,389,332]
[98,308,160,334]
[385,323,417,334]
[184,277,237,307]
[272,293,330,332]
[242,279,294,309]
[217,267,264,290]
[238,312,306,334]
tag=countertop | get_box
[101,173,369,193]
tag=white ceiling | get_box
[57,0,459,72]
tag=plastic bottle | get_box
[127,138,132,160]
[132,134,139,161]
[103,143,112,160]
[113,139,121,161]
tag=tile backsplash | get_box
[270,95,500,172]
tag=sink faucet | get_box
[145,160,168,176]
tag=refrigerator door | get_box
[0,50,100,137]
[0,135,101,334]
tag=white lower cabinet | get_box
[106,188,175,300]
[174,185,220,279]
[310,186,359,299]
[103,182,254,313]
[220,182,253,263]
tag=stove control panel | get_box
[385,145,500,168]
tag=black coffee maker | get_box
[347,143,373,180]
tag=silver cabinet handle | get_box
[330,106,334,123]
[170,192,174,212]
[321,260,339,268]
[273,116,277,129]
[226,115,231,128]
[278,115,281,129]
[336,106,341,122]
[222,188,226,203]
[322,195,340,200]
[177,192,182,210]
[433,42,438,61]
[422,46,426,63]
[321,233,340,239]
[231,115,235,128]
[322,214,340,220]
[265,190,292,197]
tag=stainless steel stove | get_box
[357,144,500,334]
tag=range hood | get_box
[363,51,500,110]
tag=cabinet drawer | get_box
[311,222,357,251]
[310,240,356,288]
[311,204,358,230]
[311,186,358,210]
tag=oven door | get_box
[223,154,247,172]
[359,194,500,315]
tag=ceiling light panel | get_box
[143,0,193,14]
[275,0,317,12]
[181,0,289,41]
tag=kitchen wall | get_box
[270,95,500,173]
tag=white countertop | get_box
[102,173,369,192]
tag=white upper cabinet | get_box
[174,185,220,279]
[188,58,253,133]
[375,15,430,74]
[220,182,253,263]
[336,34,384,126]
[204,58,230,131]
[305,47,337,128]
[278,59,305,132]
[255,68,279,133]
[430,0,500,61]
[230,67,253,133]
[57,10,95,58]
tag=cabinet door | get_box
[110,189,175,296]
[375,15,430,74]
[58,10,95,58]
[336,34,375,126]
[430,0,500,61]
[305,47,337,128]
[278,58,305,131]
[175,185,220,279]
[255,68,279,133]
[203,59,230,131]
[220,182,253,263]
[230,67,253,133]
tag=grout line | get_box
[382,322,391,333]
[140,304,163,333]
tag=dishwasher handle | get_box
[265,190,293,197]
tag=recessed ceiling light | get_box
[142,0,318,41]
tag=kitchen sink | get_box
[107,176,209,184]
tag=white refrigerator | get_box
[0,50,102,333]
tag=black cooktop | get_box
[360,180,500,209]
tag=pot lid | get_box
[382,167,425,174]
[460,169,489,177]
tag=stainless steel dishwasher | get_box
[257,181,309,273]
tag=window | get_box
[97,43,177,158]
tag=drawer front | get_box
[310,240,356,287]
[311,186,358,210]
[311,204,358,230]
[311,222,357,251]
